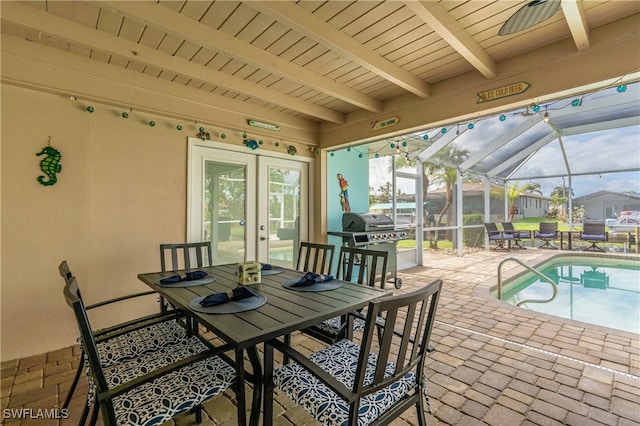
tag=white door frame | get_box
[187,137,314,262]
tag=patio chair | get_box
[579,221,608,252]
[300,246,389,345]
[501,222,531,249]
[265,279,443,426]
[63,275,238,426]
[296,241,335,275]
[484,223,513,251]
[534,222,558,249]
[58,261,190,418]
[159,242,213,314]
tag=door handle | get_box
[260,236,267,241]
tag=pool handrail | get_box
[497,257,558,307]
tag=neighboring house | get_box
[573,190,640,220]
[371,182,551,224]
[514,192,551,219]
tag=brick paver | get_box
[1,249,638,425]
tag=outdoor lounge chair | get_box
[501,222,531,249]
[580,221,608,251]
[534,222,558,249]
[484,223,513,251]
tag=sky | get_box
[368,126,640,199]
[367,80,640,200]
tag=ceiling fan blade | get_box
[499,0,562,36]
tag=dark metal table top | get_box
[138,263,390,349]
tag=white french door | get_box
[188,139,310,268]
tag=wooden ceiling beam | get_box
[97,0,382,113]
[2,1,344,123]
[561,0,590,51]
[403,0,497,79]
[250,0,431,98]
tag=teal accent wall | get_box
[327,148,369,234]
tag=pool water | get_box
[498,256,640,334]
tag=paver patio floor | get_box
[2,249,639,425]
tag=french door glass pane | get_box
[268,166,300,268]
[205,161,246,264]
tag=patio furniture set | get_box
[484,221,609,251]
[60,241,443,425]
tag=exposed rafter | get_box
[98,0,382,114]
[403,0,497,79]
[3,1,346,124]
[250,0,431,98]
[561,0,590,51]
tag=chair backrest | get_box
[337,246,388,288]
[539,222,558,233]
[501,222,515,232]
[160,242,213,271]
[484,222,500,233]
[296,242,335,275]
[63,277,111,411]
[583,221,605,235]
[354,279,442,399]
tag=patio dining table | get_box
[138,263,390,426]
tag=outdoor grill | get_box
[329,212,407,289]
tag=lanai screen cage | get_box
[361,78,640,258]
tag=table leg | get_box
[234,349,248,426]
[263,342,274,426]
[246,347,262,426]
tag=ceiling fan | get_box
[499,0,562,36]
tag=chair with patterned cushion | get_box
[301,246,388,344]
[58,261,190,421]
[484,223,513,250]
[63,275,238,426]
[534,222,558,249]
[264,279,443,426]
[296,241,335,275]
[579,221,608,251]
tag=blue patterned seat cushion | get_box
[273,339,419,426]
[97,320,188,367]
[102,335,212,388]
[112,355,236,426]
[313,316,365,335]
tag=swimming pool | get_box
[496,255,640,334]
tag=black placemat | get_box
[188,292,266,314]
[282,277,342,292]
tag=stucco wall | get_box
[2,85,197,360]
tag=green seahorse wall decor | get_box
[36,145,62,186]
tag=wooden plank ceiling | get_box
[1,0,638,131]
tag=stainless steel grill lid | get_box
[342,213,394,232]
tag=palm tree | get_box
[396,146,470,247]
[507,182,523,221]
[550,185,574,215]
[522,182,542,195]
